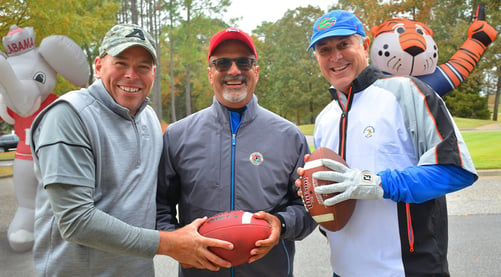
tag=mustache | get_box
[222,75,247,83]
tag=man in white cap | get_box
[31,24,233,276]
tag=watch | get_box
[276,214,286,235]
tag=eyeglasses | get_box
[209,57,256,72]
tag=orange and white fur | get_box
[370,5,497,96]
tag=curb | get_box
[477,169,501,177]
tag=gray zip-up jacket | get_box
[31,80,162,276]
[157,95,317,277]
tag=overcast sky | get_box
[225,0,334,34]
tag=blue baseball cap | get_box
[307,10,366,51]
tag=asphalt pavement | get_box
[1,170,500,276]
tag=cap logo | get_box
[317,17,337,30]
[125,28,145,40]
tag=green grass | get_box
[298,124,314,135]
[453,117,496,129]
[462,131,501,169]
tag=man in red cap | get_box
[157,27,317,276]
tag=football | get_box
[300,147,356,232]
[198,210,272,266]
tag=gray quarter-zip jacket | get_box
[157,95,317,277]
[31,79,162,276]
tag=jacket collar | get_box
[212,94,258,125]
[329,65,384,99]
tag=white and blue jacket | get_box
[315,65,477,276]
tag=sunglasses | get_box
[209,57,256,72]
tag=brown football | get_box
[301,147,356,232]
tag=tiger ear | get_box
[370,25,380,38]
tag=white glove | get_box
[313,159,384,206]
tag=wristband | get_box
[275,214,286,235]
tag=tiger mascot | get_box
[370,5,497,96]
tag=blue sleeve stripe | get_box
[379,164,476,203]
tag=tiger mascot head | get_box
[368,6,496,96]
[370,18,438,76]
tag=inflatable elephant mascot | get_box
[370,5,497,96]
[0,25,89,252]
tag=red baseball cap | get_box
[208,27,257,60]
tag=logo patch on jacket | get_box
[249,152,264,166]
[363,126,375,138]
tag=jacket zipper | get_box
[229,112,240,277]
[229,110,242,211]
[231,132,236,211]
[336,87,415,253]
[337,87,352,160]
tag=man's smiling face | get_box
[208,40,259,109]
[95,45,156,115]
[314,35,369,94]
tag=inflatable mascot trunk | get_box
[370,5,497,96]
[0,25,89,252]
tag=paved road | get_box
[1,171,500,276]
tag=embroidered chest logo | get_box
[249,152,264,166]
[141,124,150,140]
[363,126,375,138]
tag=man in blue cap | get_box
[297,10,478,276]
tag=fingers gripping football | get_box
[313,159,384,206]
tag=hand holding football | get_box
[300,147,356,231]
[198,210,271,266]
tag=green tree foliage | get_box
[473,1,500,120]
[254,6,331,124]
[176,0,231,116]
[156,0,231,120]
[162,0,182,122]
[0,1,29,31]
[446,85,491,119]
[167,15,227,118]
[428,0,499,119]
